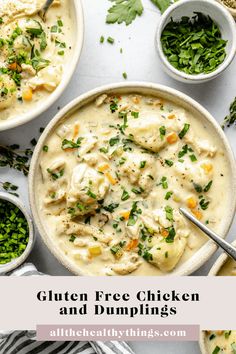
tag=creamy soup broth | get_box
[205,331,236,354]
[35,93,230,275]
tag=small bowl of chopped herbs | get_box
[156,0,236,83]
[0,192,34,274]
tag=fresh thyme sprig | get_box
[0,144,32,176]
[222,97,236,130]
[0,181,19,197]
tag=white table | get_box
[0,0,235,352]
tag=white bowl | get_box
[156,0,236,83]
[199,240,236,353]
[0,192,34,274]
[0,0,84,132]
[29,82,236,276]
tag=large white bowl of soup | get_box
[0,0,84,131]
[29,82,236,276]
[200,242,236,354]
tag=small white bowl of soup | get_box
[0,0,84,131]
[200,241,236,354]
[29,82,236,276]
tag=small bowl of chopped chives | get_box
[156,0,236,83]
[0,192,34,274]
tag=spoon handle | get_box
[42,0,54,11]
[180,207,236,262]
[38,0,54,20]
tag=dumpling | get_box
[28,65,62,92]
[109,253,142,275]
[67,163,110,216]
[125,115,167,152]
[174,159,213,190]
[124,110,188,153]
[149,236,187,272]
[140,208,189,272]
[118,152,157,193]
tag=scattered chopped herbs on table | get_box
[161,12,227,75]
[107,36,115,44]
[0,144,32,176]
[0,181,19,197]
[221,97,236,129]
[0,199,29,264]
[122,72,128,79]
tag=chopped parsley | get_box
[109,136,120,146]
[165,227,176,243]
[131,187,144,194]
[69,235,76,242]
[159,126,166,140]
[165,159,174,167]
[47,168,64,180]
[127,201,142,226]
[204,180,213,192]
[165,191,173,200]
[178,123,190,139]
[103,203,119,212]
[165,205,173,222]
[61,137,83,150]
[131,111,139,118]
[140,160,146,169]
[121,189,130,201]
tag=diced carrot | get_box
[98,163,110,172]
[161,228,169,238]
[126,239,139,251]
[201,163,213,174]
[167,132,178,144]
[72,124,80,140]
[216,331,223,336]
[64,148,75,152]
[192,210,203,220]
[186,197,197,209]
[120,210,130,220]
[105,172,117,185]
[132,96,140,104]
[22,88,33,101]
[168,114,176,119]
[8,62,17,71]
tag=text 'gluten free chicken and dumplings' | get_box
[0,0,73,121]
[36,93,230,276]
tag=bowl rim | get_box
[0,191,34,274]
[199,239,236,353]
[28,81,236,276]
[156,0,236,82]
[0,0,84,132]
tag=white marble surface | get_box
[0,0,235,352]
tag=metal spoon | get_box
[179,207,236,261]
[38,0,54,21]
